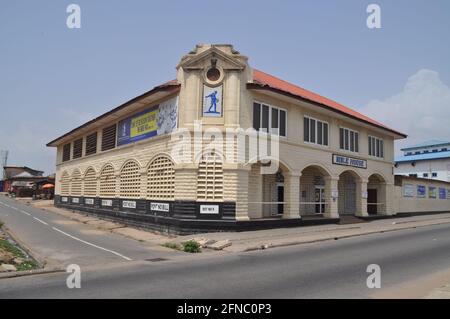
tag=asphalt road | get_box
[0,196,182,267]
[0,203,449,298]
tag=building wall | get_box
[395,158,450,182]
[51,44,402,225]
[394,176,450,213]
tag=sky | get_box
[0,0,449,175]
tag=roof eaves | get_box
[46,81,180,147]
[247,82,407,139]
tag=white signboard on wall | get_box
[403,184,415,197]
[85,198,94,205]
[122,201,137,209]
[150,202,170,212]
[101,199,113,207]
[202,85,222,117]
[200,205,219,214]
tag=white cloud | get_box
[360,69,450,155]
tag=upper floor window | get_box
[101,124,117,151]
[85,132,98,156]
[432,172,438,177]
[423,173,429,178]
[62,143,71,162]
[368,136,384,158]
[72,138,83,159]
[253,102,286,137]
[304,116,328,146]
[406,152,412,156]
[340,127,359,153]
[442,148,448,152]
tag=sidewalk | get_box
[174,212,450,252]
[24,198,450,254]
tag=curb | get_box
[238,220,450,252]
[0,267,64,280]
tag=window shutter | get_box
[101,125,117,151]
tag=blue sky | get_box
[1,0,449,175]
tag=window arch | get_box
[99,164,116,198]
[60,171,70,196]
[71,169,82,196]
[83,167,97,197]
[120,161,141,198]
[147,155,175,200]
[197,152,223,201]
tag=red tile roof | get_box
[251,69,406,138]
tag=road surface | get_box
[0,194,449,298]
[0,196,182,267]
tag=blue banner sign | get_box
[332,154,367,169]
[117,97,178,146]
[439,187,446,199]
[417,185,426,198]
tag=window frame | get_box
[253,101,287,138]
[368,135,384,158]
[339,126,359,153]
[303,115,329,147]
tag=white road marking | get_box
[51,226,132,261]
[33,217,49,225]
[19,209,31,216]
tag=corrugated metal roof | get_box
[251,69,407,138]
[401,139,450,151]
[395,150,450,162]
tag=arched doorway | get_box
[300,165,331,215]
[248,161,291,218]
[338,170,361,215]
[367,174,387,215]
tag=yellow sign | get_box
[130,110,158,138]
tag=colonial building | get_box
[47,44,407,233]
[395,140,450,182]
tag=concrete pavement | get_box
[174,212,450,252]
[1,223,449,298]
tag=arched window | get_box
[60,171,70,196]
[147,155,175,200]
[71,169,82,196]
[83,167,97,197]
[120,161,141,198]
[197,152,223,201]
[99,164,116,198]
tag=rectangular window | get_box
[62,143,71,162]
[252,103,261,130]
[253,102,287,137]
[261,104,269,133]
[271,108,279,135]
[423,173,429,178]
[304,117,310,142]
[280,110,286,137]
[432,172,438,177]
[340,127,359,152]
[72,138,83,159]
[85,132,97,156]
[304,116,329,146]
[368,135,384,158]
[102,124,117,151]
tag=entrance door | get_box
[344,179,356,214]
[277,185,284,215]
[315,186,325,214]
[368,189,377,215]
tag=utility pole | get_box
[0,150,8,180]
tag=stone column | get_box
[356,179,369,217]
[324,176,339,218]
[283,171,301,219]
[223,166,251,221]
[384,182,395,216]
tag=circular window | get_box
[206,67,221,82]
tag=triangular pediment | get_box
[178,46,247,71]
